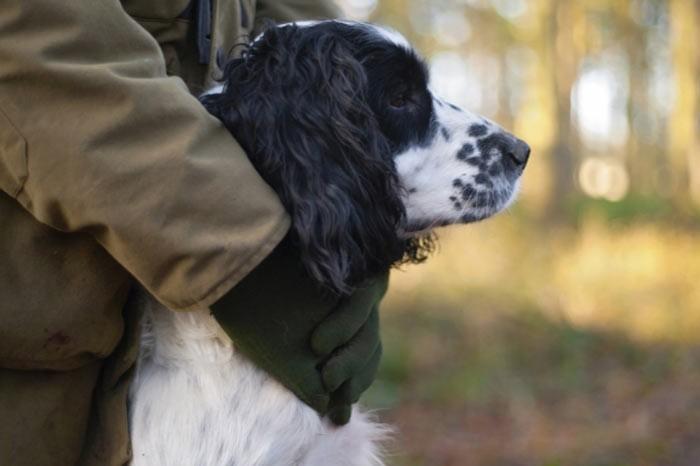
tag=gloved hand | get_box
[210,236,387,425]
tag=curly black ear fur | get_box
[202,23,432,294]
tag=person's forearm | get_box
[0,0,289,311]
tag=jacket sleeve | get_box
[253,0,341,33]
[0,0,290,311]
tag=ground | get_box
[366,208,700,466]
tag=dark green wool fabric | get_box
[211,237,388,425]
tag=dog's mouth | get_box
[401,214,483,237]
[400,220,448,237]
[401,178,521,237]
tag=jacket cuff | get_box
[174,212,290,311]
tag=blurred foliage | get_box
[334,0,700,464]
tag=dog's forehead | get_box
[260,20,411,50]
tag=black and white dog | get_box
[128,21,529,466]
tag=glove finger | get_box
[310,274,388,357]
[321,308,380,392]
[326,398,352,426]
[334,341,383,406]
[350,341,382,404]
[326,342,383,426]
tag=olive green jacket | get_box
[0,1,337,465]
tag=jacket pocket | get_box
[0,193,132,371]
[0,106,28,198]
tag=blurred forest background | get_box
[333,0,700,465]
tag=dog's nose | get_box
[507,139,530,168]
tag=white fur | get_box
[129,296,390,466]
[201,84,224,96]
[368,24,411,50]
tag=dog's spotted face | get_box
[205,20,530,292]
[342,23,531,234]
[396,98,529,233]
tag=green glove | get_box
[210,236,387,425]
[317,304,382,425]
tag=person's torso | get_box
[0,0,255,370]
[122,0,257,93]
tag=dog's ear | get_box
[202,24,410,294]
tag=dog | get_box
[128,20,530,466]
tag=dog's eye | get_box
[389,93,409,109]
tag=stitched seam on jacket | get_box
[0,105,28,198]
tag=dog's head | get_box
[202,21,529,294]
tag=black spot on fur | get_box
[453,202,463,210]
[441,127,451,141]
[449,103,460,111]
[408,188,417,194]
[456,143,475,161]
[453,178,464,188]
[469,124,488,137]
[488,163,502,176]
[449,196,458,202]
[461,213,480,223]
[474,173,494,188]
[461,184,476,200]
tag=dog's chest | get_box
[127,294,386,466]
[127,297,325,466]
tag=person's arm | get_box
[0,0,289,311]
[212,235,387,425]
